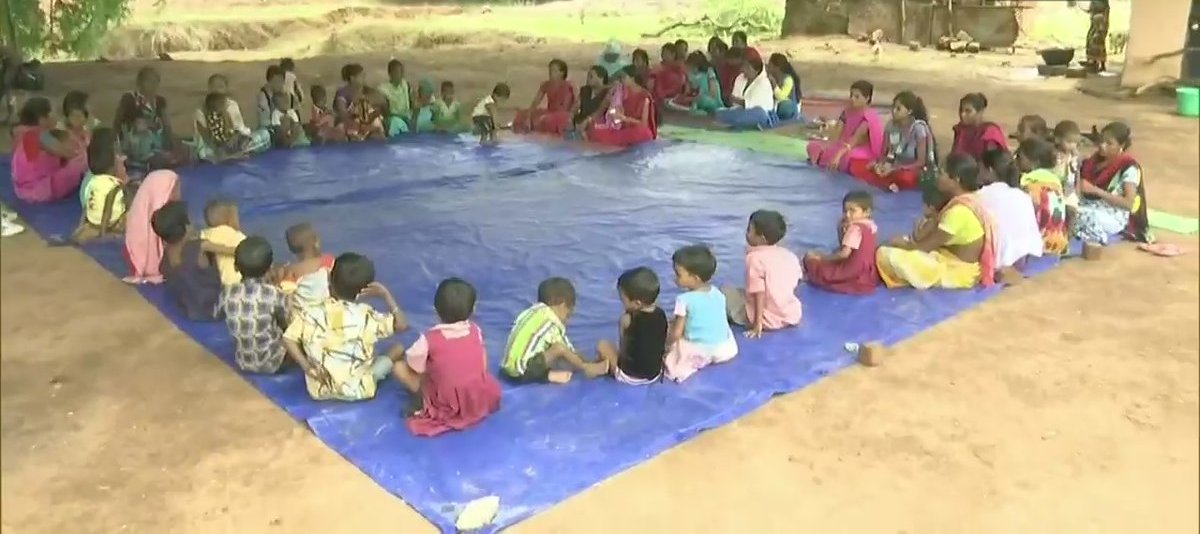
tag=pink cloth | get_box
[124,170,180,284]
[806,106,885,173]
[405,321,502,437]
[841,220,878,249]
[11,126,87,204]
[744,245,803,330]
[663,337,738,383]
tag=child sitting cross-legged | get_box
[199,198,247,286]
[502,277,608,384]
[73,127,134,243]
[217,236,292,374]
[597,267,669,385]
[665,245,738,382]
[722,210,803,336]
[804,191,881,295]
[393,278,502,437]
[283,252,409,401]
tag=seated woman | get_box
[977,149,1045,270]
[649,43,687,103]
[714,53,777,130]
[113,67,189,170]
[11,97,87,204]
[124,170,182,285]
[951,92,1008,161]
[514,59,575,136]
[849,90,936,192]
[875,153,999,290]
[766,53,801,121]
[569,66,609,137]
[586,65,657,148]
[667,51,721,115]
[707,36,736,106]
[597,41,630,79]
[1014,139,1069,256]
[806,80,885,174]
[334,64,385,142]
[1073,121,1150,244]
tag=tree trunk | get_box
[781,0,851,36]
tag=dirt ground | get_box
[2,32,1198,534]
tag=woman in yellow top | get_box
[766,53,801,121]
[73,128,132,243]
[876,153,1000,289]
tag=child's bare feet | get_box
[997,266,1025,286]
[582,360,609,379]
[547,370,573,384]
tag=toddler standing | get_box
[472,83,510,145]
[200,198,247,286]
[597,267,668,385]
[804,192,881,294]
[665,245,738,382]
[395,278,502,437]
[723,210,803,336]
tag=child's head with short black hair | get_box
[285,222,320,257]
[266,65,286,91]
[1017,114,1049,142]
[632,48,650,71]
[151,201,190,245]
[204,198,239,230]
[842,190,874,222]
[660,42,678,62]
[440,81,455,102]
[87,127,118,175]
[207,73,229,95]
[1053,119,1081,155]
[234,236,274,279]
[731,30,749,49]
[62,90,90,129]
[921,186,949,216]
[492,83,511,102]
[330,252,375,301]
[674,39,689,57]
[617,266,660,310]
[746,209,786,246]
[434,277,477,323]
[387,59,404,82]
[341,63,365,85]
[939,152,981,194]
[537,277,576,322]
[1017,137,1058,172]
[672,245,717,290]
[280,57,296,72]
[310,84,327,106]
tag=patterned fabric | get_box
[205,110,235,145]
[218,278,289,373]
[1020,169,1069,255]
[283,299,396,400]
[502,303,572,377]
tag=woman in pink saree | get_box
[950,92,1008,160]
[123,170,181,284]
[806,80,885,174]
[11,97,87,203]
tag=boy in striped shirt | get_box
[502,277,608,383]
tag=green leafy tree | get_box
[3,0,135,58]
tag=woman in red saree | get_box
[586,65,658,148]
[951,92,1008,160]
[649,43,687,102]
[513,59,575,136]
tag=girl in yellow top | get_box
[73,128,132,243]
[766,53,801,121]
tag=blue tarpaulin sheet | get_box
[1,136,1064,532]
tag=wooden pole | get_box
[900,0,907,43]
[947,0,955,38]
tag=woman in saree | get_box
[649,43,688,103]
[875,153,1000,290]
[848,90,935,192]
[1073,121,1151,245]
[597,40,630,79]
[806,80,885,174]
[713,54,776,130]
[113,67,189,169]
[586,65,657,148]
[123,170,181,285]
[568,66,609,139]
[707,36,737,107]
[11,97,87,204]
[514,59,575,136]
[334,64,385,141]
[950,92,1008,161]
[1014,139,1069,256]
[1083,1,1110,73]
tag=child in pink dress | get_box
[804,191,880,295]
[722,210,803,338]
[395,278,502,437]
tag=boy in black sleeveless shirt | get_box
[598,266,669,384]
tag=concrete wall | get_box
[1121,0,1191,88]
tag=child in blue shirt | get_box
[664,244,738,382]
